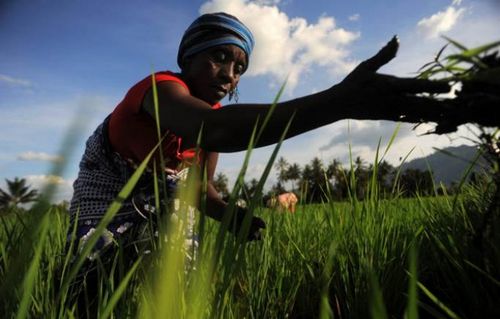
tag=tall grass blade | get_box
[14,211,50,319]
[255,77,288,142]
[150,71,171,221]
[99,256,142,319]
[464,260,500,287]
[405,244,418,319]
[391,147,415,195]
[417,282,461,319]
[449,40,500,58]
[380,123,400,162]
[369,274,388,319]
[235,111,296,245]
[441,36,468,51]
[319,240,337,319]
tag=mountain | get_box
[400,145,488,185]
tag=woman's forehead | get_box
[211,44,247,59]
[190,44,247,67]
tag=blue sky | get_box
[1,0,499,202]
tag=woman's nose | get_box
[219,62,236,82]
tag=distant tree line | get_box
[213,156,439,204]
[0,156,459,213]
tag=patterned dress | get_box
[68,117,196,261]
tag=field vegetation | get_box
[1,170,499,318]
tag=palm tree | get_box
[326,159,345,200]
[0,177,38,209]
[275,156,290,186]
[300,164,313,201]
[286,163,301,192]
[243,178,259,202]
[377,160,395,195]
[354,156,365,173]
[326,159,342,183]
[301,157,330,203]
[398,168,434,197]
[352,156,369,199]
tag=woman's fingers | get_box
[351,94,451,122]
[386,95,452,121]
[358,36,399,72]
[379,75,451,94]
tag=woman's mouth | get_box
[211,85,228,98]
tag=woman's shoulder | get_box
[150,71,188,90]
[127,71,187,92]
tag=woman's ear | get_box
[181,57,193,72]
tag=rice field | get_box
[1,177,499,319]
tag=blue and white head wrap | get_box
[177,12,254,72]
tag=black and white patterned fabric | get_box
[69,116,146,228]
[68,116,206,263]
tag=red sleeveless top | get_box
[108,71,221,170]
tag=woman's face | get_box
[182,44,247,105]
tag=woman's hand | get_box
[230,206,266,241]
[333,36,451,123]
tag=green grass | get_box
[1,185,500,318]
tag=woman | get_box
[68,12,449,259]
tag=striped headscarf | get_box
[177,12,254,72]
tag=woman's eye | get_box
[235,64,245,74]
[212,51,226,62]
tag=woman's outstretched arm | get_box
[143,37,451,152]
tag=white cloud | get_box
[309,120,479,168]
[252,0,280,5]
[25,174,68,186]
[319,120,413,152]
[0,74,32,88]
[17,151,64,163]
[348,13,360,21]
[200,0,360,91]
[417,4,465,39]
[24,174,74,203]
